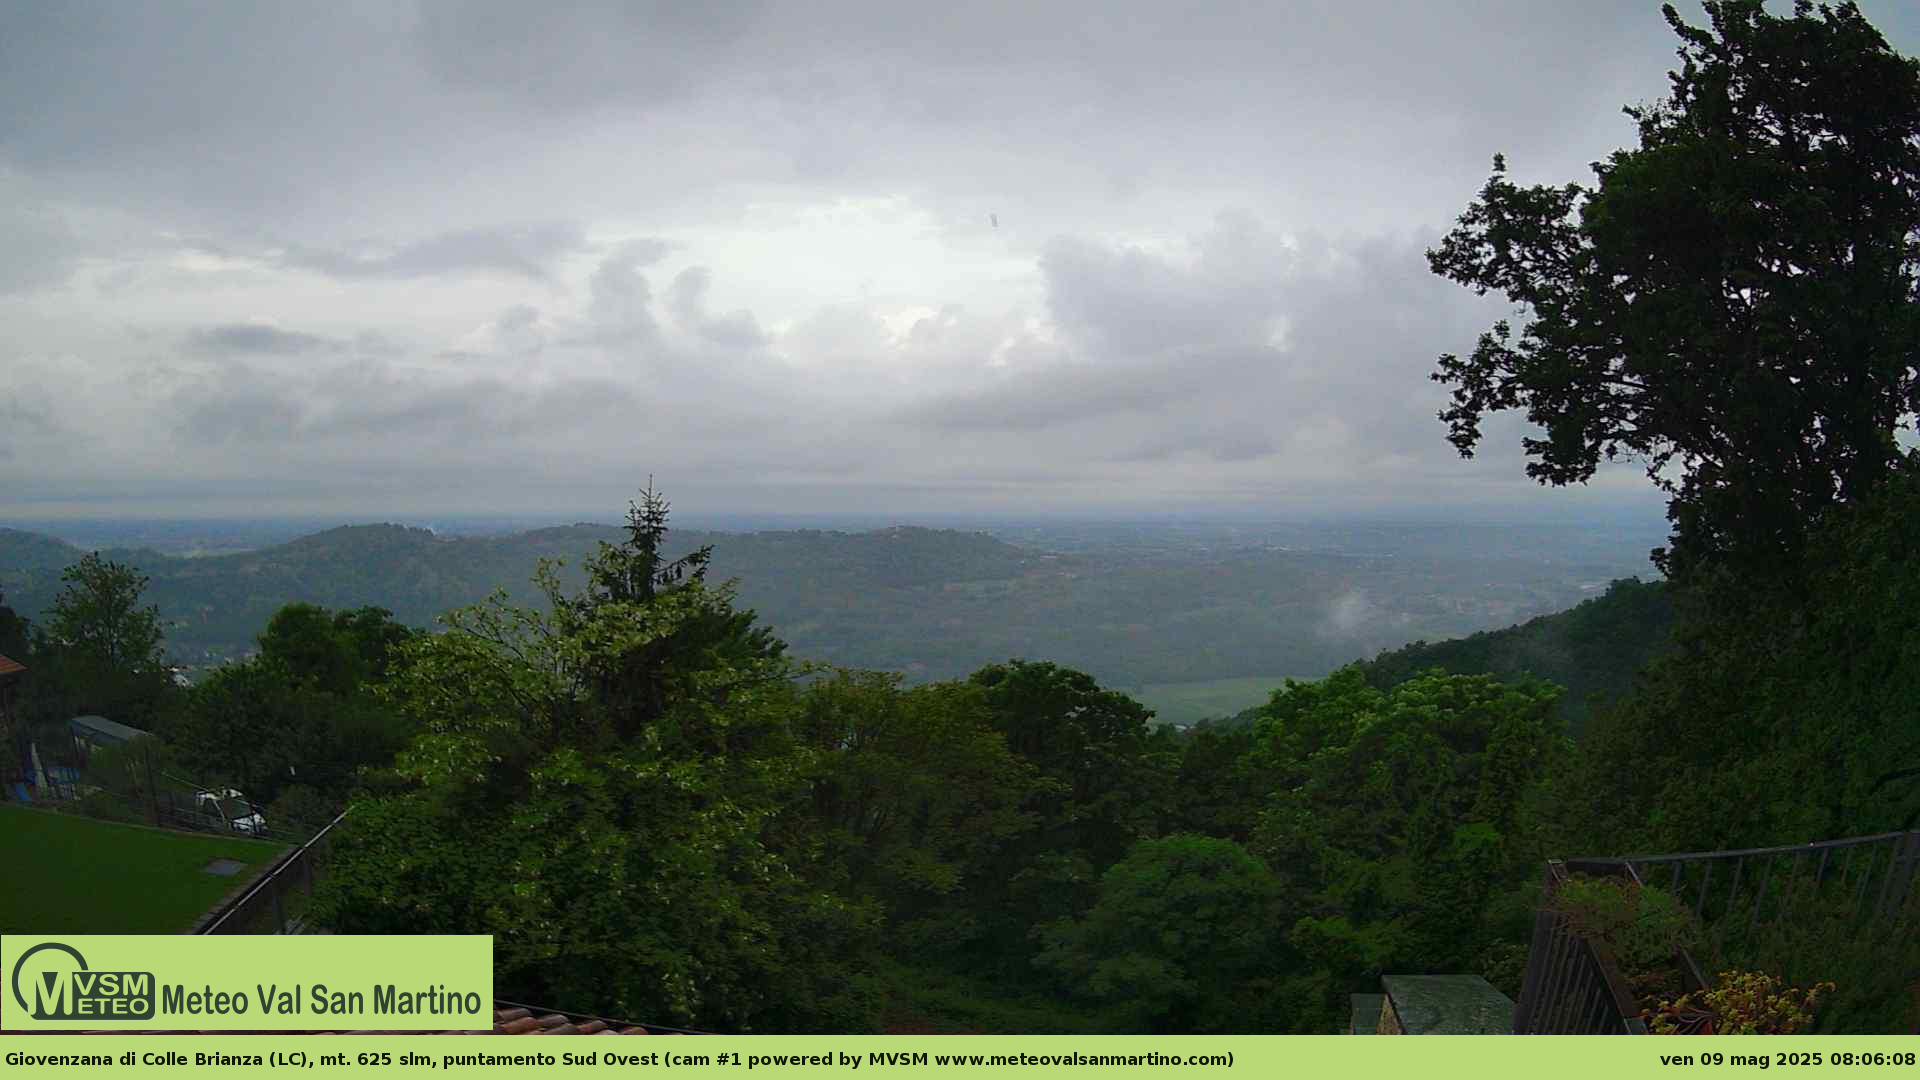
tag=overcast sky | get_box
[3,1,1915,522]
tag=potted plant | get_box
[1547,873,1702,1008]
[1645,970,1836,1034]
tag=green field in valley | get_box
[1130,674,1299,727]
[0,803,287,934]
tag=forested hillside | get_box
[1356,578,1674,734]
[0,521,1634,690]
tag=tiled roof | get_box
[3,1003,689,1036]
[0,653,24,677]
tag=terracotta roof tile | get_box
[0,654,24,677]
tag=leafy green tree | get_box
[955,661,1179,968]
[788,670,1041,951]
[561,482,786,744]
[255,603,414,697]
[27,553,177,731]
[1247,667,1562,1025]
[166,602,418,809]
[1427,0,1920,587]
[315,488,878,1033]
[1165,721,1271,843]
[1561,461,1920,853]
[42,553,167,674]
[173,657,311,799]
[968,660,1174,867]
[1037,834,1288,1033]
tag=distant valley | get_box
[0,518,1663,711]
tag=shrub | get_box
[1548,875,1699,1001]
[1646,970,1835,1035]
[1706,880,1920,1034]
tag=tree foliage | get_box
[1037,835,1287,1033]
[1248,667,1564,1026]
[315,489,876,1032]
[1428,0,1920,585]
[43,553,167,675]
[170,605,417,814]
[22,553,178,732]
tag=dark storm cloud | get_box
[186,323,340,356]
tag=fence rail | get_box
[1512,860,1693,1033]
[194,810,349,935]
[1580,830,1920,975]
[1513,830,1920,1034]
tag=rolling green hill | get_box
[0,524,1652,694]
[1355,577,1675,734]
[1195,578,1675,735]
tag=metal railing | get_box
[1512,830,1920,1034]
[1512,860,1704,1034]
[195,810,349,934]
[1598,830,1920,974]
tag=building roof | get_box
[2,1003,691,1036]
[0,654,23,677]
[67,714,152,745]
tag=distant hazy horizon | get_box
[4,502,1674,565]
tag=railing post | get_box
[1512,909,1556,1032]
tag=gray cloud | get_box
[0,195,79,295]
[274,222,590,283]
[669,267,770,349]
[3,1,1911,519]
[575,241,670,347]
[186,323,340,356]
[901,216,1498,478]
[172,370,308,448]
[412,1,767,110]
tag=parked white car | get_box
[195,788,267,834]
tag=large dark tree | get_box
[561,481,786,744]
[1427,0,1920,587]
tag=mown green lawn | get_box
[0,803,287,934]
[1131,674,1299,727]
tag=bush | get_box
[74,789,141,825]
[1548,875,1699,1001]
[1646,970,1835,1035]
[1036,835,1287,1032]
[1708,881,1920,1034]
[265,784,339,840]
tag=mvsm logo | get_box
[11,942,156,1020]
